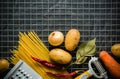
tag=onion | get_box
[48,31,64,46]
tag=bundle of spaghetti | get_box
[10,31,71,79]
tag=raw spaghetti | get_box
[10,31,71,79]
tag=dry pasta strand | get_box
[10,31,71,79]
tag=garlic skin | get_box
[48,31,64,46]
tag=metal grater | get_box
[4,60,43,79]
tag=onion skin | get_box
[48,31,64,46]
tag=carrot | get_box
[99,51,120,79]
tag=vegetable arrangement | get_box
[4,28,119,79]
[9,32,71,79]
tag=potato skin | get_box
[0,59,9,73]
[49,48,72,64]
[111,43,120,58]
[65,29,80,51]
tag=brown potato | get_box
[111,43,120,58]
[65,29,80,51]
[0,59,9,73]
[49,48,72,64]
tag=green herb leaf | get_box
[84,38,96,54]
[86,47,97,56]
[76,42,86,60]
[75,56,88,64]
[76,38,97,64]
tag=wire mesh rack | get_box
[0,0,120,79]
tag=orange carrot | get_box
[99,51,120,79]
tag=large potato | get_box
[65,29,80,51]
[49,48,72,64]
[111,43,120,58]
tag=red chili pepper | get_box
[31,56,63,69]
[46,71,77,77]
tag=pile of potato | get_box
[48,29,80,64]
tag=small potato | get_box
[49,48,72,64]
[65,29,80,51]
[111,43,120,58]
[0,59,9,73]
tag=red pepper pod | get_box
[31,56,63,69]
[46,71,77,77]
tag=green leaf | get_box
[75,38,97,64]
[84,38,96,54]
[75,56,88,64]
[76,42,86,60]
[86,47,97,56]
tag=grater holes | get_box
[26,76,29,78]
[15,72,20,77]
[26,74,30,77]
[23,72,27,76]
[20,69,24,74]
[18,76,21,79]
[17,68,32,79]
[16,72,20,76]
[11,75,15,79]
[18,67,22,72]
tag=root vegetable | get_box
[0,59,9,73]
[49,48,72,64]
[65,29,80,51]
[99,51,120,78]
[111,43,120,58]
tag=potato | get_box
[49,48,72,64]
[0,59,9,73]
[111,43,120,58]
[65,29,80,51]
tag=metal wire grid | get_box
[0,0,120,78]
